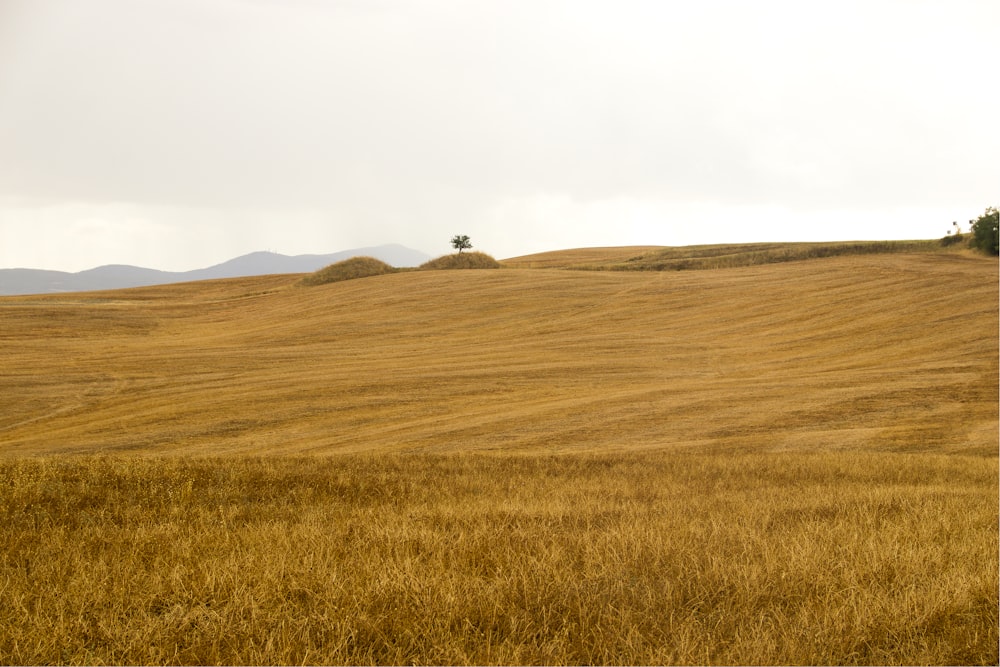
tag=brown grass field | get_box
[0,244,997,664]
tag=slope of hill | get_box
[298,256,397,286]
[502,245,667,268]
[0,248,995,456]
[501,240,945,270]
[0,244,430,295]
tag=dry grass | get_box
[502,246,664,269]
[617,240,946,271]
[1,250,993,456]
[420,251,501,270]
[299,252,501,289]
[1,452,995,665]
[0,244,997,664]
[297,257,396,286]
[504,240,947,271]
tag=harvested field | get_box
[0,245,996,665]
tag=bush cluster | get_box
[969,206,999,255]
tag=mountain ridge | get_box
[0,244,431,295]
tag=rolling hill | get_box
[0,244,431,295]
[0,244,995,457]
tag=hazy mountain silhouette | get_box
[0,244,431,295]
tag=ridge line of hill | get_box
[0,244,431,295]
[501,239,973,270]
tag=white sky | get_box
[0,0,997,272]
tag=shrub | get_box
[969,207,999,255]
[298,256,396,286]
[419,252,501,270]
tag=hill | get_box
[501,239,947,270]
[0,244,431,295]
[502,245,667,268]
[1,244,996,665]
[298,256,397,286]
[0,246,995,456]
[420,251,501,270]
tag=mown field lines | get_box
[0,248,996,664]
[1,252,995,456]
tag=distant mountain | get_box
[0,244,431,295]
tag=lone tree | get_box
[969,206,999,255]
[451,235,472,254]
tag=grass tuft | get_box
[298,256,396,286]
[420,252,501,270]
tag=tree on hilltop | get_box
[451,235,472,254]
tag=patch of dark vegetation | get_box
[419,251,501,270]
[588,240,944,272]
[298,256,397,286]
[968,206,999,255]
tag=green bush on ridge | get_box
[969,206,999,255]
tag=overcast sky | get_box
[0,0,997,272]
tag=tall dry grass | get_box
[420,251,501,270]
[1,451,995,665]
[298,257,397,287]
